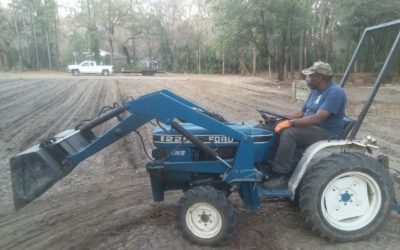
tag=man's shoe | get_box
[263,175,289,190]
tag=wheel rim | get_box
[185,202,222,239]
[321,171,382,231]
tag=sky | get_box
[0,0,203,20]
[0,0,78,17]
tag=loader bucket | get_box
[10,129,93,209]
[10,143,76,209]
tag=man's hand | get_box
[274,120,292,133]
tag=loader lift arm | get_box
[11,89,262,209]
[69,90,255,176]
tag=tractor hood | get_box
[153,121,273,146]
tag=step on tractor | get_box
[9,20,400,245]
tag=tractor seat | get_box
[339,117,356,139]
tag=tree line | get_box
[1,0,399,81]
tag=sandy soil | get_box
[0,73,400,250]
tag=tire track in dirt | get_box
[6,79,107,151]
[0,178,153,250]
[0,80,48,107]
[4,82,76,144]
[0,80,60,128]
[0,78,24,87]
[0,79,40,96]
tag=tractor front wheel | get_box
[299,152,394,242]
[177,185,236,246]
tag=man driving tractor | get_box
[264,62,347,189]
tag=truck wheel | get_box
[177,185,236,246]
[299,152,394,242]
[72,69,79,76]
[102,70,109,76]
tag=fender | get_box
[288,139,377,197]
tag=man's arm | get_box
[274,109,330,132]
[285,110,304,119]
[275,87,346,133]
[290,110,331,127]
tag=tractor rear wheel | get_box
[299,152,393,242]
[177,185,236,246]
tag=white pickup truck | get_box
[67,61,113,76]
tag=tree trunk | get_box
[268,55,272,79]
[222,47,225,75]
[13,14,23,71]
[3,53,7,70]
[252,47,257,76]
[354,60,358,73]
[22,16,32,67]
[280,26,289,81]
[304,29,308,68]
[239,52,248,75]
[284,58,288,80]
[186,46,189,73]
[311,27,316,61]
[46,30,52,70]
[54,3,59,69]
[0,53,3,69]
[290,46,294,80]
[299,30,304,77]
[197,45,201,74]
[277,44,286,81]
[275,45,278,70]
[343,41,350,72]
[31,15,39,69]
[109,38,114,65]
[131,37,136,64]
[0,51,6,69]
[87,0,92,55]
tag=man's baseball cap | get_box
[302,61,333,76]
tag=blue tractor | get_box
[9,20,400,246]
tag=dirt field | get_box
[0,73,400,250]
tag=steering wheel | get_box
[256,108,289,120]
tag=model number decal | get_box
[173,150,186,156]
[160,135,185,143]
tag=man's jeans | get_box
[272,126,331,174]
